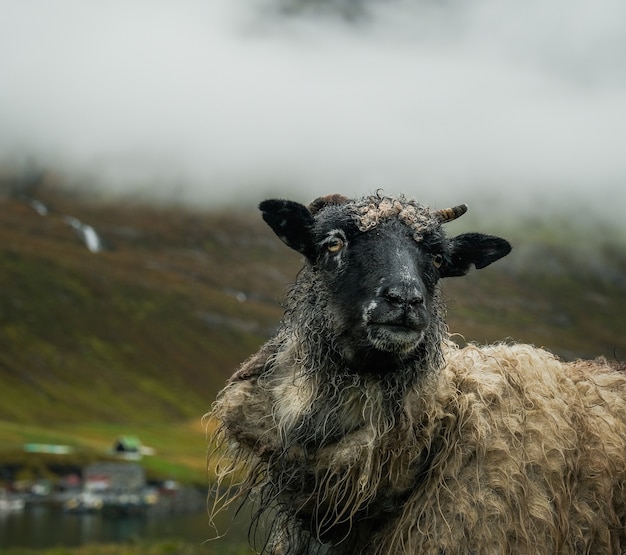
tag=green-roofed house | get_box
[111,435,142,460]
[110,436,155,460]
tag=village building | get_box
[110,435,155,460]
[84,462,145,493]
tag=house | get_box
[110,436,155,460]
[84,462,145,493]
[111,435,141,459]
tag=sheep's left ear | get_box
[259,199,316,259]
[441,232,511,278]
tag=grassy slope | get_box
[0,184,296,483]
[0,187,293,421]
[1,181,625,483]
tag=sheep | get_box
[208,193,626,555]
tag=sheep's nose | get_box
[381,283,424,307]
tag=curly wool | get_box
[385,343,626,554]
[348,194,439,242]
[209,252,449,550]
[211,342,626,554]
[210,264,448,523]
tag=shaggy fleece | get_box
[211,341,626,554]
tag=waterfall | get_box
[62,216,104,253]
[20,194,104,253]
[27,198,49,216]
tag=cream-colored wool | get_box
[211,341,626,554]
[350,194,439,241]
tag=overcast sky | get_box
[1,0,625,216]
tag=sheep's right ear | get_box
[259,199,316,259]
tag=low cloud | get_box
[1,0,625,218]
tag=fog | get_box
[1,0,625,216]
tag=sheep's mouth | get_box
[368,318,425,333]
[366,322,425,353]
[374,323,417,332]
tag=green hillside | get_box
[1,177,625,482]
[0,192,290,425]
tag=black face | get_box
[259,196,512,360]
[312,213,447,356]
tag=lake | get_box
[0,499,251,550]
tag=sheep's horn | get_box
[435,204,468,223]
[308,194,350,214]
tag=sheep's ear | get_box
[441,232,511,277]
[259,199,316,259]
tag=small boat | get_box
[63,491,103,514]
[0,491,25,512]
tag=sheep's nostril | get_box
[381,285,424,308]
[384,291,405,306]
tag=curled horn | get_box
[435,204,468,223]
[308,194,350,215]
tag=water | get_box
[62,216,104,253]
[0,503,249,550]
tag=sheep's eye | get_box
[327,238,344,253]
[432,253,444,269]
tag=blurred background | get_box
[1,1,625,553]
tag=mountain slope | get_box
[1,182,625,428]
[0,187,292,425]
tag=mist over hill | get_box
[1,0,625,220]
[1,176,625,428]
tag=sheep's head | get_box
[260,193,511,366]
